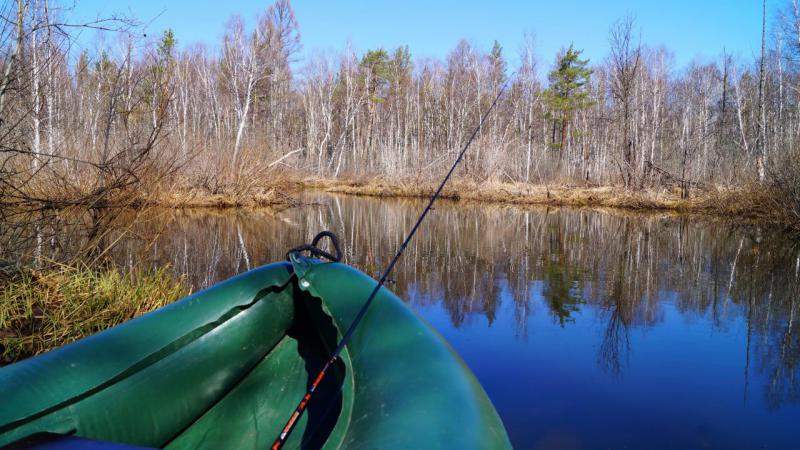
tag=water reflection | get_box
[11,194,800,449]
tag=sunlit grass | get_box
[0,264,189,364]
[315,177,800,231]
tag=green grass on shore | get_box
[0,264,188,364]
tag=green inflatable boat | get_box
[0,253,510,448]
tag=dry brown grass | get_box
[146,169,307,209]
[2,160,307,210]
[154,187,301,208]
[10,163,795,229]
[310,176,798,228]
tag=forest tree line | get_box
[2,0,800,210]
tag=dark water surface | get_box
[115,194,800,449]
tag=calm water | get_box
[91,194,800,448]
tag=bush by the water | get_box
[0,265,188,364]
[769,148,800,231]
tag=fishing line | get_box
[272,78,511,450]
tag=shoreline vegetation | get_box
[135,176,797,231]
[0,264,188,364]
[3,164,796,230]
[312,178,765,215]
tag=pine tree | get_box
[158,29,177,61]
[544,45,593,162]
[489,40,507,88]
[360,49,391,102]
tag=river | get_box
[90,193,800,449]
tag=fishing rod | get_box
[272,79,510,450]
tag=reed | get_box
[0,264,189,364]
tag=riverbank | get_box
[143,176,797,230]
[5,174,795,228]
[306,178,791,225]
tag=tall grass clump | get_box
[0,265,189,364]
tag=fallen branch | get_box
[645,161,706,190]
[267,149,302,168]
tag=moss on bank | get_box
[0,265,188,364]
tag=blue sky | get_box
[69,0,767,73]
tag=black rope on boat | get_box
[272,79,511,450]
[286,231,342,262]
